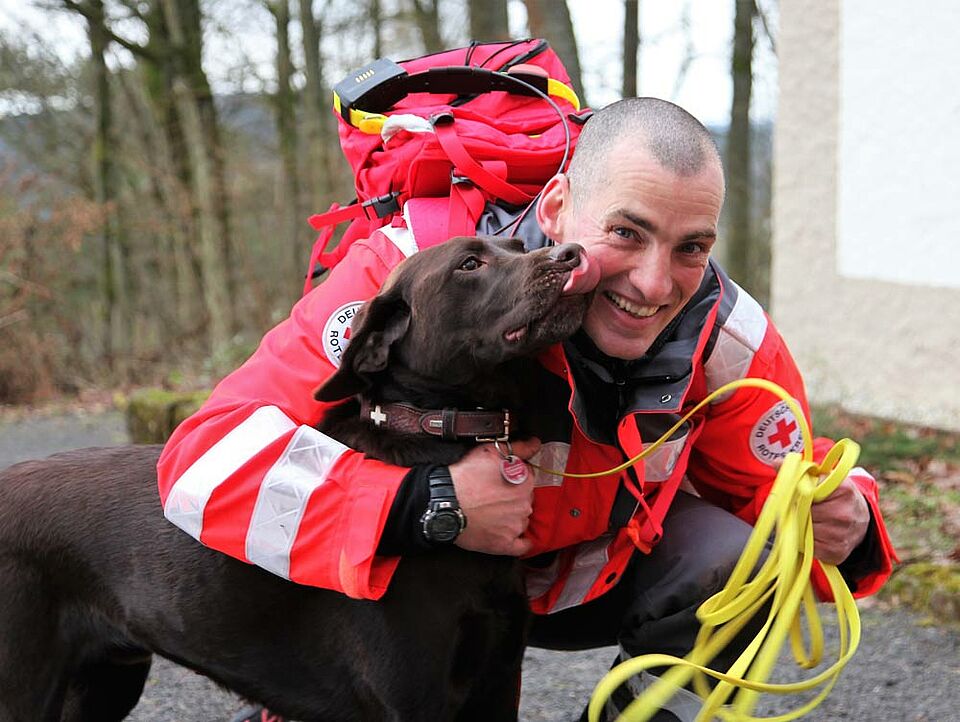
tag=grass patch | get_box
[812,405,960,624]
[882,563,960,628]
[812,405,960,472]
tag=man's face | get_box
[539,142,724,359]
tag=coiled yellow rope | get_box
[531,378,861,722]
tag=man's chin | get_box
[583,323,655,360]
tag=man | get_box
[158,98,895,722]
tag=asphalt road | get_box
[1,410,958,722]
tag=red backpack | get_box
[304,39,590,294]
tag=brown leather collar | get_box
[359,399,510,441]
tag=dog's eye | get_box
[458,256,483,271]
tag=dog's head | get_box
[315,236,596,404]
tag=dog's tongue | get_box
[561,252,601,296]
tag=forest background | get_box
[0,0,776,403]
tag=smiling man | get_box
[159,98,895,722]
[539,105,724,361]
[455,100,893,721]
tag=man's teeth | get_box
[606,291,658,318]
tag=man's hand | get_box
[811,476,870,565]
[449,438,540,557]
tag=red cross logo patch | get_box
[322,301,364,367]
[749,401,805,466]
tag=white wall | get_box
[837,1,960,290]
[773,0,960,431]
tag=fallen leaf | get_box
[883,470,920,486]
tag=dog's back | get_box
[0,445,527,721]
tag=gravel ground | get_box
[1,410,958,722]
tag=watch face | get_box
[427,510,462,542]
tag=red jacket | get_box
[157,221,896,612]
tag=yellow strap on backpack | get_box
[332,75,580,136]
[578,378,862,722]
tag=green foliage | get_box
[813,405,960,626]
[812,405,960,472]
[883,562,960,629]
[125,387,210,444]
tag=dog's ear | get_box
[314,292,411,402]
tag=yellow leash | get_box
[530,378,862,722]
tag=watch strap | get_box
[427,466,457,502]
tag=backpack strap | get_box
[303,194,404,294]
[432,112,533,206]
[404,193,485,251]
[616,414,690,554]
[308,193,402,232]
[624,479,675,554]
[448,178,487,239]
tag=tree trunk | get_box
[116,68,194,353]
[409,0,443,53]
[66,0,133,376]
[142,3,198,233]
[522,0,587,108]
[268,0,304,289]
[622,0,639,97]
[299,0,336,209]
[726,0,764,303]
[468,0,509,41]
[159,0,235,358]
[138,2,209,346]
[370,0,383,58]
[84,0,118,372]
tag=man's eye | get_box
[459,256,482,271]
[612,227,637,240]
[679,242,708,255]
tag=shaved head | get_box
[566,97,724,206]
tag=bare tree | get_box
[54,0,137,376]
[468,0,509,41]
[113,68,195,350]
[88,1,123,372]
[622,0,639,97]
[62,0,237,357]
[370,0,383,58]
[523,0,587,108]
[726,0,766,304]
[670,4,695,101]
[299,0,334,205]
[409,0,444,53]
[158,0,236,356]
[265,0,304,288]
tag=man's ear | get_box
[536,173,570,241]
[314,293,411,402]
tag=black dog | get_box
[0,237,591,722]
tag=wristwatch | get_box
[420,466,467,543]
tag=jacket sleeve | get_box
[687,316,897,600]
[157,235,411,600]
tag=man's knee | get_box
[635,492,756,606]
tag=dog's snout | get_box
[548,243,583,265]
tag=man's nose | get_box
[627,247,674,303]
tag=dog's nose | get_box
[548,243,583,265]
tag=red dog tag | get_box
[499,455,529,485]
